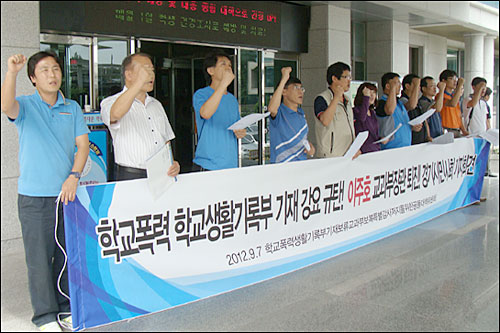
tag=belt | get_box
[116,164,146,174]
[444,127,460,131]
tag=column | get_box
[366,20,409,89]
[1,1,41,255]
[483,35,495,129]
[463,33,485,97]
[300,4,351,148]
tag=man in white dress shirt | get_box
[101,53,180,180]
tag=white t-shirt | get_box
[462,95,488,135]
[101,87,175,169]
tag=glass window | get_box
[97,39,128,105]
[447,49,459,73]
[351,21,366,81]
[40,43,90,108]
[240,50,260,167]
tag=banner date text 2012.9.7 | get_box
[226,246,262,266]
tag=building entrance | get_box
[139,41,236,173]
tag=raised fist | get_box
[221,69,235,88]
[7,54,27,74]
[281,67,292,80]
[362,87,371,97]
[437,81,446,92]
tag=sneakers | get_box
[38,321,62,332]
[60,315,73,330]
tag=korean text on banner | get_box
[63,137,489,331]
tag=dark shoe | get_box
[480,197,487,202]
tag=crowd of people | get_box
[1,49,496,331]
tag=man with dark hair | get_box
[419,76,446,139]
[439,69,467,137]
[267,67,315,163]
[1,52,90,331]
[101,53,180,180]
[193,50,246,171]
[462,77,488,135]
[313,62,356,157]
[375,72,413,149]
[400,74,428,144]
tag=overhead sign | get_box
[64,138,489,331]
[41,1,282,49]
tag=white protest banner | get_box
[64,138,490,331]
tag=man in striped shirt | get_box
[101,53,180,181]
[267,67,315,163]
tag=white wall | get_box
[409,31,447,81]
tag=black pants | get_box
[17,195,70,327]
[114,164,147,181]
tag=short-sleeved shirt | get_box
[269,104,308,163]
[400,93,428,144]
[419,95,443,138]
[375,95,412,150]
[10,91,90,197]
[441,91,463,129]
[101,87,175,169]
[462,95,488,135]
[193,86,240,170]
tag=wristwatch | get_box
[69,171,81,179]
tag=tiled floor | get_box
[2,156,498,332]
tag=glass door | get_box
[40,34,92,109]
[238,49,261,167]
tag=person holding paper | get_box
[101,53,180,181]
[375,73,413,150]
[313,62,356,158]
[267,67,315,163]
[419,77,446,139]
[193,51,246,171]
[352,83,381,153]
[1,52,90,331]
[400,74,428,144]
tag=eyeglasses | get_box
[290,85,306,93]
[341,75,352,80]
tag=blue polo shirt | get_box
[193,86,240,170]
[376,95,412,150]
[10,91,90,197]
[270,104,308,163]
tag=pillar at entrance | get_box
[464,33,486,97]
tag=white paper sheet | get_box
[408,108,436,126]
[228,112,270,130]
[145,142,176,199]
[431,132,454,145]
[373,123,402,144]
[478,128,499,146]
[344,131,368,159]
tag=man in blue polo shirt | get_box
[267,67,315,163]
[193,51,246,171]
[375,72,417,150]
[1,52,89,331]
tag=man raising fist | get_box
[193,50,246,171]
[1,52,90,331]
